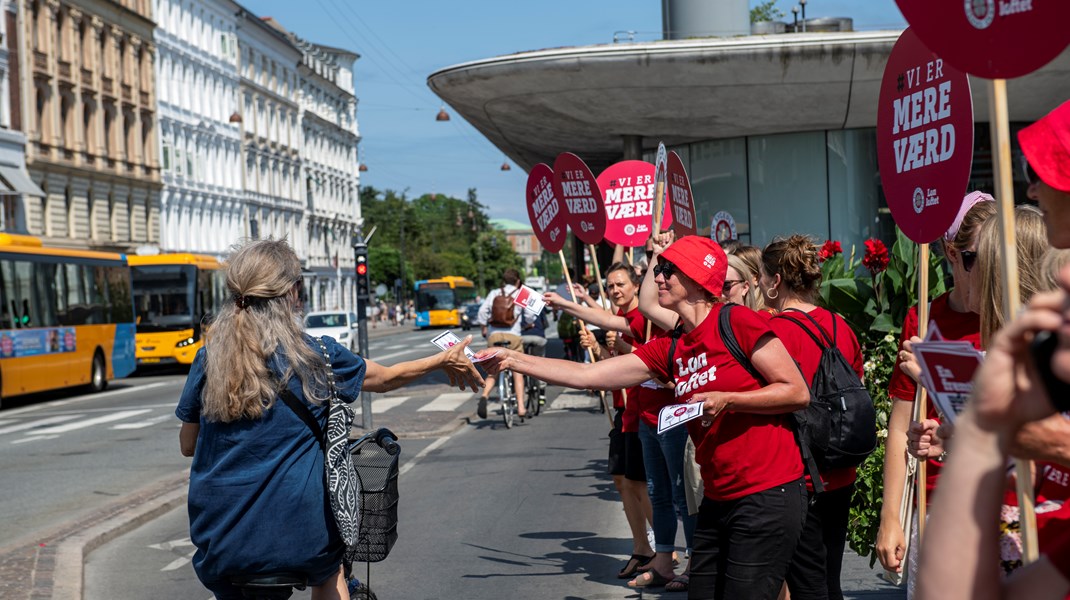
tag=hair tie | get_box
[234,294,249,310]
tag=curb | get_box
[51,472,189,600]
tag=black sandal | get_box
[617,554,654,579]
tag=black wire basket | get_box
[347,440,400,563]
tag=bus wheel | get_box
[89,352,107,393]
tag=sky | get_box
[247,0,907,226]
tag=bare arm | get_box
[876,398,914,572]
[179,422,199,457]
[480,348,656,391]
[691,334,809,417]
[544,291,630,332]
[363,337,483,393]
[638,232,681,331]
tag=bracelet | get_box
[932,450,948,463]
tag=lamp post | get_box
[799,0,807,32]
[352,230,372,427]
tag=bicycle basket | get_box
[347,441,400,563]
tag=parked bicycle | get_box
[228,427,401,600]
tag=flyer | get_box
[513,285,546,316]
[911,340,983,424]
[430,331,498,363]
[657,402,704,434]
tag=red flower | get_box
[819,240,843,262]
[862,238,890,273]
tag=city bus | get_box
[414,276,477,329]
[0,234,136,405]
[128,253,227,367]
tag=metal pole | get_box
[353,231,372,428]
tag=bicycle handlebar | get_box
[374,427,401,456]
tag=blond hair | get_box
[727,253,765,311]
[978,207,1049,348]
[201,239,330,422]
[1041,248,1070,291]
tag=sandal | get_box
[617,554,654,579]
[665,574,690,592]
[638,552,679,572]
[627,569,673,588]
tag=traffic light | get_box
[354,241,370,317]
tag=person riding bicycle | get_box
[520,306,549,404]
[476,267,528,420]
[175,239,482,600]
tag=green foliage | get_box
[750,0,784,23]
[359,186,522,297]
[815,228,948,562]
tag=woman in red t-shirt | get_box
[760,235,865,600]
[876,194,996,580]
[477,235,811,599]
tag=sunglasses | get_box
[961,250,977,272]
[1021,155,1039,185]
[653,262,678,279]
[722,279,745,296]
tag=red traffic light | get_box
[356,264,368,276]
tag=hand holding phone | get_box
[1029,330,1070,413]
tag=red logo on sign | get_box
[896,0,1070,79]
[526,163,567,253]
[554,153,606,245]
[667,152,697,237]
[673,406,689,417]
[597,161,673,247]
[876,28,974,244]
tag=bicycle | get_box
[522,340,546,417]
[227,427,401,600]
[493,340,523,428]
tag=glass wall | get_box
[827,129,883,255]
[689,138,750,242]
[747,131,829,246]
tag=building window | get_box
[65,187,74,238]
[162,145,171,170]
[747,131,830,245]
[691,138,750,243]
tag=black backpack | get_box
[714,304,827,494]
[775,308,878,473]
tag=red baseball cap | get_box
[658,236,727,298]
[1019,100,1070,193]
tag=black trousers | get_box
[785,483,855,600]
[689,478,808,600]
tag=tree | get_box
[750,0,784,23]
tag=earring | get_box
[766,288,779,300]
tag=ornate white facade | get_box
[0,0,39,234]
[288,32,360,313]
[153,0,242,255]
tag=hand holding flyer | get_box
[430,331,499,363]
[513,285,546,316]
[911,339,984,424]
[657,402,704,434]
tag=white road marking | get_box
[0,382,174,416]
[0,414,82,435]
[148,538,194,551]
[398,425,471,477]
[161,549,196,571]
[112,414,174,430]
[417,392,472,412]
[0,420,14,427]
[551,394,599,410]
[353,397,409,415]
[12,435,60,444]
[31,409,152,434]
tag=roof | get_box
[429,31,1070,173]
[490,218,533,232]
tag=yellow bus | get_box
[0,234,136,405]
[128,254,227,367]
[414,276,477,329]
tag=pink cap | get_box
[944,191,994,242]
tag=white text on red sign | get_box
[891,60,956,174]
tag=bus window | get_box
[0,260,9,329]
[33,262,59,326]
[105,266,133,323]
[6,260,39,328]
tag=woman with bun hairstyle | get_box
[876,193,997,586]
[477,234,811,599]
[759,235,865,600]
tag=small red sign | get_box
[876,28,974,244]
[554,153,607,245]
[667,151,697,237]
[526,163,566,253]
[896,1,1070,80]
[596,161,673,247]
[673,406,689,417]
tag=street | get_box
[0,327,905,599]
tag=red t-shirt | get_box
[634,303,803,501]
[772,307,865,492]
[620,307,675,429]
[1037,500,1070,581]
[887,292,981,494]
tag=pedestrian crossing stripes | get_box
[417,392,472,412]
[352,396,410,416]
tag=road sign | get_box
[526,163,567,253]
[876,28,974,244]
[553,152,606,245]
[596,160,671,247]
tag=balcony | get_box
[139,91,149,106]
[81,68,93,85]
[58,60,72,81]
[101,76,114,97]
[121,84,132,103]
[33,51,48,73]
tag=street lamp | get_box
[799,0,807,32]
[435,106,450,122]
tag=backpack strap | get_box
[666,321,685,384]
[780,307,835,348]
[718,303,763,383]
[279,388,327,452]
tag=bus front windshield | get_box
[416,286,456,311]
[132,265,196,331]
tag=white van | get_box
[304,311,359,352]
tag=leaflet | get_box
[911,340,984,424]
[657,402,704,434]
[513,285,547,316]
[429,330,499,363]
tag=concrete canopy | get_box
[428,31,1070,173]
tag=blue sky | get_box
[248,0,907,224]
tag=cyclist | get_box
[476,267,527,420]
[520,306,549,405]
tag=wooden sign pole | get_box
[988,77,1037,563]
[914,243,930,538]
[560,249,613,423]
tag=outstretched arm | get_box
[690,334,808,417]
[477,347,656,391]
[544,290,629,332]
[638,232,681,331]
[364,336,484,393]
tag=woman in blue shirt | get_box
[176,239,482,600]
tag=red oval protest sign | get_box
[667,151,697,237]
[554,152,607,245]
[896,0,1070,80]
[526,163,566,253]
[876,28,974,245]
[597,161,673,247]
